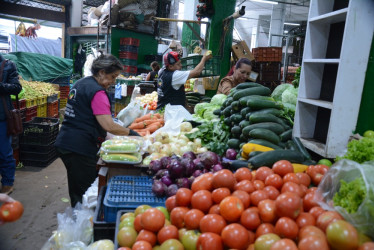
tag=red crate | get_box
[120,37,140,47]
[119,51,138,60]
[47,101,59,118]
[252,47,282,62]
[12,99,26,109]
[59,86,70,99]
[123,65,137,75]
[25,106,37,122]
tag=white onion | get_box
[180,122,193,132]
[196,147,208,154]
[194,138,202,147]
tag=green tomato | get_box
[254,233,280,250]
[160,239,184,250]
[363,130,374,138]
[117,226,137,248]
[135,205,151,216]
[156,206,170,221]
[119,216,135,230]
[326,220,359,250]
[181,230,201,250]
[317,159,333,167]
[178,228,188,241]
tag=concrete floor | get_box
[0,158,70,250]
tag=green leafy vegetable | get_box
[333,177,366,213]
[210,94,227,106]
[335,138,374,163]
[194,103,211,117]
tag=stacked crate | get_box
[119,37,139,77]
[36,95,48,117]
[47,93,59,118]
[19,117,59,167]
[12,99,26,122]
[59,85,70,109]
[25,98,37,122]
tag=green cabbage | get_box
[282,87,298,105]
[271,84,294,102]
[203,105,221,120]
[194,103,211,117]
[210,94,227,106]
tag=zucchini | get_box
[224,117,232,126]
[242,143,274,155]
[302,159,317,165]
[222,106,232,117]
[228,87,237,97]
[226,97,234,106]
[230,114,243,123]
[230,160,251,171]
[233,86,271,100]
[227,138,241,149]
[242,122,285,136]
[231,126,242,136]
[286,140,297,151]
[249,113,285,125]
[247,98,283,110]
[236,82,263,89]
[231,100,240,111]
[248,149,305,169]
[185,92,202,97]
[248,151,264,158]
[278,141,286,148]
[240,107,252,117]
[248,128,280,145]
[213,109,222,116]
[248,139,283,150]
[239,120,251,129]
[239,134,248,142]
[277,118,292,130]
[249,108,283,117]
[292,137,312,160]
[280,129,293,142]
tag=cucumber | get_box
[280,129,293,142]
[228,87,237,97]
[248,149,305,169]
[231,126,242,136]
[245,112,253,121]
[185,92,202,97]
[233,86,271,100]
[227,138,241,149]
[187,99,200,105]
[240,107,251,117]
[242,122,285,136]
[222,106,232,117]
[236,82,263,89]
[303,159,317,165]
[277,118,292,130]
[226,97,234,106]
[292,137,312,160]
[213,109,222,116]
[239,134,247,142]
[249,108,283,117]
[247,99,283,110]
[286,140,297,151]
[248,128,280,145]
[230,160,251,171]
[248,139,283,150]
[230,114,243,123]
[278,141,286,148]
[224,117,232,126]
[231,101,240,111]
[248,151,264,158]
[239,120,251,129]
[249,113,285,125]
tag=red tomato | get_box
[157,225,179,244]
[296,173,311,187]
[240,208,262,231]
[306,187,318,194]
[175,188,193,207]
[299,184,308,198]
[0,201,24,222]
[265,174,283,190]
[316,211,343,232]
[140,208,165,233]
[219,196,244,222]
[309,207,325,220]
[298,225,326,240]
[270,239,298,250]
[253,180,265,190]
[296,212,316,228]
[255,223,275,238]
[212,169,237,191]
[235,180,256,194]
[234,167,253,182]
[199,214,227,234]
[306,165,329,186]
[134,214,143,232]
[275,192,302,219]
[191,190,213,213]
[298,235,330,250]
[208,204,220,214]
[303,192,320,211]
[212,187,231,204]
[281,182,303,197]
[232,190,251,208]
[255,167,274,181]
[359,242,374,250]
[326,220,359,250]
[136,230,157,246]
[191,173,213,192]
[221,223,250,250]
[184,209,204,230]
[283,173,300,184]
[132,240,152,250]
[272,160,294,177]
[248,230,256,245]
[263,186,280,200]
[196,232,223,250]
[250,190,269,206]
[275,217,299,239]
[165,196,177,212]
[170,207,189,229]
[258,199,277,223]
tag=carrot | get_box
[143,122,162,133]
[134,113,153,123]
[128,122,146,129]
[143,119,165,126]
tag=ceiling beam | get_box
[0,2,66,23]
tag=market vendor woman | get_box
[55,53,139,207]
[156,51,212,110]
[217,58,252,95]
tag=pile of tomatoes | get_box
[117,160,374,250]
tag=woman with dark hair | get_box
[145,61,160,81]
[55,53,140,207]
[217,58,252,95]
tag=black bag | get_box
[0,60,23,136]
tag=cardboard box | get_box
[202,76,220,90]
[232,41,255,61]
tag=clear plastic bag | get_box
[317,159,374,238]
[116,100,145,128]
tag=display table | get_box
[96,158,148,195]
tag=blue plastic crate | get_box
[103,176,166,222]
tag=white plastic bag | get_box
[116,100,144,127]
[317,159,374,238]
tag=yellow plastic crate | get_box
[37,103,47,117]
[37,95,47,105]
[60,98,68,108]
[26,98,37,108]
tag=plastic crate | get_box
[37,96,47,105]
[120,37,140,47]
[59,86,70,99]
[20,149,57,167]
[21,130,58,145]
[119,45,139,54]
[20,143,56,159]
[103,176,166,222]
[181,55,220,77]
[11,135,19,150]
[120,59,137,66]
[25,106,37,122]
[123,65,137,75]
[47,94,58,103]
[119,51,138,60]
[252,47,282,62]
[37,103,47,117]
[23,117,59,134]
[256,62,281,82]
[20,108,26,123]
[47,101,59,117]
[26,98,37,108]
[12,99,26,109]
[60,98,68,109]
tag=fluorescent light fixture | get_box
[250,0,278,5]
[284,22,300,26]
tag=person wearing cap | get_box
[156,51,212,110]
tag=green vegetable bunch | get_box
[333,177,366,213]
[336,137,374,163]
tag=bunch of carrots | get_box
[128,113,164,136]
[143,100,157,110]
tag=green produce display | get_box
[333,177,366,214]
[335,137,374,163]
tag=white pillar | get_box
[184,0,199,20]
[70,0,83,27]
[268,3,285,47]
